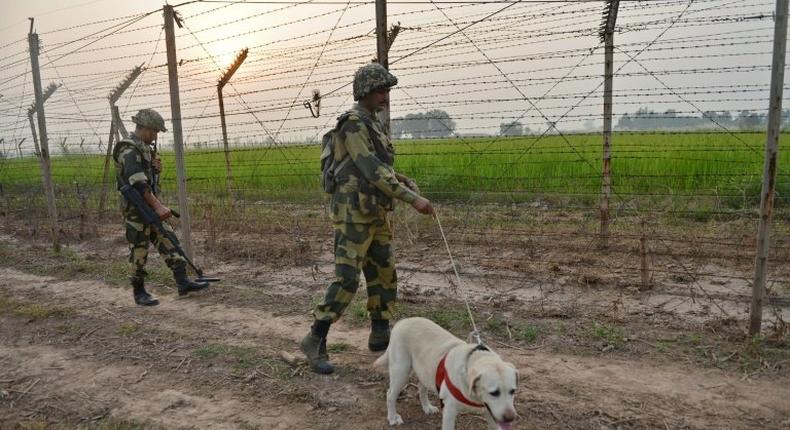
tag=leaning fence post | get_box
[27,83,59,157]
[98,117,118,213]
[99,64,143,213]
[217,48,248,198]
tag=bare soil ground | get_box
[1,207,789,430]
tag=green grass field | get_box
[2,132,787,209]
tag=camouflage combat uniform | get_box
[114,133,186,284]
[302,63,427,374]
[313,103,418,323]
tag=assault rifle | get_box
[120,184,220,283]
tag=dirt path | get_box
[1,345,305,430]
[2,267,789,429]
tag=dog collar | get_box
[435,353,484,408]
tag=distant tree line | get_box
[617,108,790,130]
[391,109,456,139]
[391,111,538,139]
[388,107,788,141]
[499,121,531,136]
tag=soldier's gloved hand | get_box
[405,178,421,195]
[396,173,421,195]
[154,204,173,220]
[411,196,435,216]
[152,157,163,174]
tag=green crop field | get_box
[2,132,787,209]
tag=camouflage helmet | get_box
[131,108,167,132]
[352,63,398,101]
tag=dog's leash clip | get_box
[470,330,483,346]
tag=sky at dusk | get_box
[0,0,782,155]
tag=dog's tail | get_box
[372,350,388,369]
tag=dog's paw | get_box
[388,414,404,426]
[422,404,440,415]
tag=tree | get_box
[391,117,406,139]
[716,111,733,125]
[424,109,455,138]
[403,113,427,139]
[617,113,633,129]
[738,110,765,130]
[700,111,733,127]
[500,121,523,136]
[391,110,458,139]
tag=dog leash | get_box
[434,209,482,345]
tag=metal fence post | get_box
[27,20,60,252]
[600,0,619,249]
[749,0,788,336]
[164,4,194,259]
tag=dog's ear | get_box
[467,367,482,395]
[507,363,519,387]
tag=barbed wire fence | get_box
[0,0,788,336]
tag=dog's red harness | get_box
[435,353,484,408]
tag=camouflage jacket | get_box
[332,104,417,223]
[113,133,154,213]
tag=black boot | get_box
[173,267,209,296]
[299,320,334,374]
[369,319,390,352]
[132,278,159,306]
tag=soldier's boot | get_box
[132,278,159,306]
[173,267,209,296]
[368,319,390,352]
[300,320,334,374]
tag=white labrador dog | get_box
[373,317,518,430]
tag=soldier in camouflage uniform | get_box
[114,108,209,306]
[300,63,435,374]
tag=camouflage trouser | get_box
[124,215,186,283]
[314,220,397,322]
